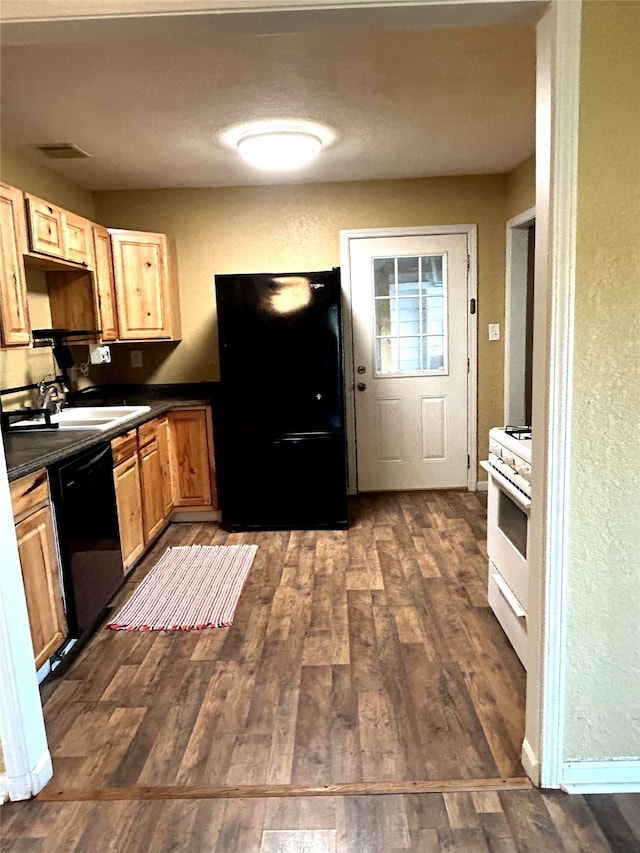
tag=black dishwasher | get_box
[49,442,124,639]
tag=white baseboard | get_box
[2,750,52,802]
[0,773,9,804]
[521,738,541,786]
[560,758,640,793]
[476,480,489,492]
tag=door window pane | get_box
[397,256,420,296]
[423,296,444,335]
[398,336,420,372]
[376,337,397,374]
[373,254,448,375]
[376,298,394,336]
[374,258,396,297]
[422,255,443,292]
[397,297,420,336]
[424,336,444,371]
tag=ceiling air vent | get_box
[32,143,92,160]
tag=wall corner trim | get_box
[534,0,583,792]
[0,772,9,804]
[560,759,640,794]
[2,750,52,802]
[521,737,541,786]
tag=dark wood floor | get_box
[1,491,638,851]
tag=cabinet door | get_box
[63,211,93,267]
[15,504,67,670]
[25,194,66,259]
[113,453,145,572]
[92,224,119,341]
[139,437,167,543]
[169,407,217,509]
[157,415,174,519]
[0,183,31,346]
[110,229,174,340]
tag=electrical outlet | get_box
[130,350,143,368]
[488,323,501,341]
[89,344,112,364]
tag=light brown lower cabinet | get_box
[112,439,145,572]
[169,406,218,510]
[138,416,173,544]
[111,406,217,570]
[139,433,166,544]
[11,470,67,669]
[157,415,174,519]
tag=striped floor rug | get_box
[107,544,258,631]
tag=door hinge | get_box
[467,454,470,469]
[467,358,470,372]
[467,255,470,274]
[469,298,476,315]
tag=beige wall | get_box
[564,1,640,759]
[94,175,509,467]
[1,148,95,220]
[505,155,535,220]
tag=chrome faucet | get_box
[39,379,66,414]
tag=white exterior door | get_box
[349,232,470,492]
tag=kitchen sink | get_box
[11,405,152,432]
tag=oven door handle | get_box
[491,571,527,619]
[480,460,532,511]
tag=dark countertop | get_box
[3,383,218,481]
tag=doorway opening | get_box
[504,208,536,426]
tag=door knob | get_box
[357,382,367,391]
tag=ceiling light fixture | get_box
[236,129,322,171]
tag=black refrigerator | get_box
[215,268,347,530]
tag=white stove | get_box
[487,426,532,499]
[481,425,533,670]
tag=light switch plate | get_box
[130,350,143,368]
[488,323,501,341]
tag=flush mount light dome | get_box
[236,129,322,171]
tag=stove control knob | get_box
[516,461,531,478]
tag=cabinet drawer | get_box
[488,564,528,670]
[111,429,139,465]
[11,469,49,523]
[137,418,159,448]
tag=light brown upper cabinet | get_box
[109,229,181,341]
[24,193,94,268]
[0,182,31,346]
[92,224,119,341]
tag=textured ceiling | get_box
[0,3,538,190]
